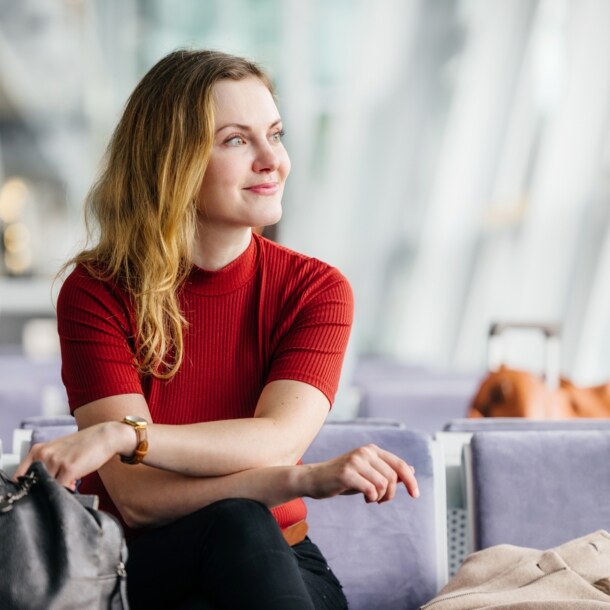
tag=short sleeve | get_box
[266,266,354,404]
[57,267,144,411]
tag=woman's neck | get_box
[192,226,253,271]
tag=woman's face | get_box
[197,77,291,233]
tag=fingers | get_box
[373,445,420,499]
[341,469,384,503]
[15,442,83,489]
[13,455,33,480]
[351,446,398,502]
[337,444,420,503]
[13,443,56,479]
[333,448,391,502]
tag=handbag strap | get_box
[0,471,37,514]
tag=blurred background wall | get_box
[1,0,610,393]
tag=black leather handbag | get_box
[0,461,129,609]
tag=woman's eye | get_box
[270,129,285,143]
[226,135,245,146]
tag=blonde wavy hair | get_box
[68,49,273,378]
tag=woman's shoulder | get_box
[256,234,350,285]
[58,263,131,313]
[255,234,353,309]
[60,263,111,293]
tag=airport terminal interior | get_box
[2,1,610,608]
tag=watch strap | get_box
[120,417,148,465]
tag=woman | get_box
[16,49,419,610]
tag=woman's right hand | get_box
[13,421,135,490]
[301,444,419,503]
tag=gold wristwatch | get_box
[120,415,149,465]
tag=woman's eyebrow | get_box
[215,118,283,134]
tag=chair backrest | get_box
[439,419,610,575]
[21,415,76,430]
[466,430,610,551]
[30,424,78,446]
[303,419,447,610]
[443,417,610,432]
[358,377,481,435]
[12,415,77,460]
[0,353,66,450]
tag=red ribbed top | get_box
[57,233,353,536]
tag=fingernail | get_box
[413,487,420,498]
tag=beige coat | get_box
[421,530,610,609]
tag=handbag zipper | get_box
[0,472,38,513]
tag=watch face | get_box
[124,415,148,425]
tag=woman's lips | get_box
[244,182,279,195]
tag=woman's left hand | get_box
[299,443,419,503]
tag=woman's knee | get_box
[208,498,278,531]
[207,497,269,517]
[198,498,283,549]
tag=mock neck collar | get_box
[184,234,259,296]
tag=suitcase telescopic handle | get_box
[487,322,561,390]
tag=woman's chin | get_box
[253,207,282,228]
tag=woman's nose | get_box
[252,143,279,173]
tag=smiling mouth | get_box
[244,183,279,195]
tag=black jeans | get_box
[126,498,348,610]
